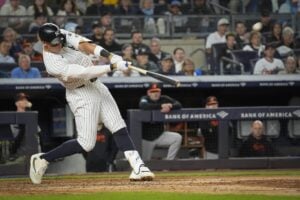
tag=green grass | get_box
[0,192,299,200]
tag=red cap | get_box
[148,83,161,93]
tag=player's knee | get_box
[79,140,96,152]
[174,133,182,144]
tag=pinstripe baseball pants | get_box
[66,80,126,152]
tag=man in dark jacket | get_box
[239,120,276,157]
[139,83,182,160]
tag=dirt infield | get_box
[0,173,299,196]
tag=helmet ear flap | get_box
[58,33,66,46]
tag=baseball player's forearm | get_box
[64,64,111,81]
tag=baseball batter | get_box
[29,23,154,184]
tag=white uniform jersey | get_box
[42,29,126,151]
[44,47,93,89]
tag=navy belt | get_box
[77,78,97,89]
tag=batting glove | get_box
[110,53,123,64]
[112,61,131,71]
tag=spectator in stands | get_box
[28,13,48,34]
[103,0,118,6]
[157,55,176,75]
[278,0,299,14]
[163,1,187,33]
[89,22,103,45]
[137,0,158,34]
[278,56,300,74]
[8,92,42,162]
[227,0,243,13]
[0,38,15,63]
[57,0,81,15]
[177,57,201,76]
[55,0,81,27]
[258,9,274,33]
[148,37,170,65]
[120,43,138,66]
[189,0,214,14]
[114,0,138,15]
[2,27,23,60]
[218,32,239,73]
[172,47,186,73]
[113,0,139,33]
[276,26,300,57]
[0,0,27,32]
[234,21,249,49]
[187,0,214,32]
[153,0,168,15]
[27,0,54,17]
[86,0,112,16]
[205,18,229,54]
[243,31,265,57]
[11,54,41,78]
[98,11,113,30]
[253,43,284,75]
[266,21,282,44]
[239,120,276,157]
[21,42,43,62]
[136,48,158,73]
[99,28,122,53]
[130,31,150,58]
[139,83,182,160]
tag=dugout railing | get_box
[124,106,300,171]
[0,112,39,175]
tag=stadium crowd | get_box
[0,0,299,77]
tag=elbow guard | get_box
[93,46,111,58]
[100,49,111,58]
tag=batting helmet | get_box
[38,23,66,46]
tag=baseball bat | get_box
[128,65,180,87]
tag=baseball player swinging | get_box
[29,23,154,184]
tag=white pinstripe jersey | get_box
[44,47,92,89]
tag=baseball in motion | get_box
[252,22,262,31]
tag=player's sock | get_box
[113,128,145,172]
[40,139,84,162]
[113,127,135,151]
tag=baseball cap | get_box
[161,55,173,62]
[15,92,29,102]
[206,96,218,106]
[148,83,161,93]
[217,18,229,26]
[137,48,149,56]
[170,0,181,7]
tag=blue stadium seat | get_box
[230,50,259,74]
